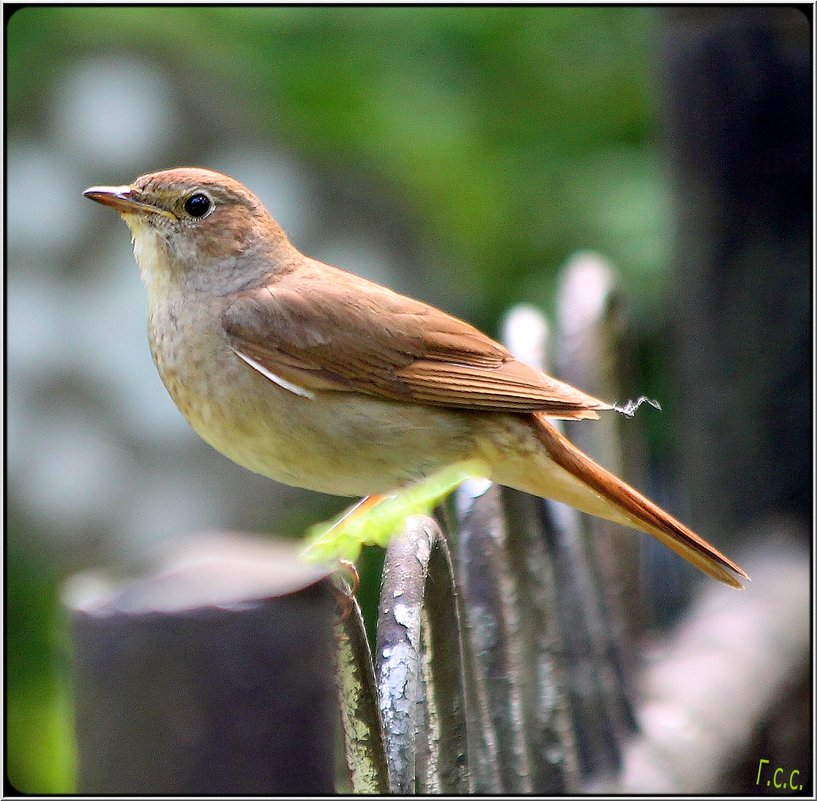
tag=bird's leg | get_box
[326,494,391,532]
[323,496,384,619]
[302,460,490,565]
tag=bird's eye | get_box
[183,193,212,218]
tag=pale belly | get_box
[189,376,479,496]
[148,302,478,496]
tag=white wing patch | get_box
[231,348,316,400]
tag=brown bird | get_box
[83,168,747,588]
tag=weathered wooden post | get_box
[65,533,337,794]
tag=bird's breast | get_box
[144,293,477,495]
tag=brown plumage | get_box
[84,167,748,589]
[530,414,747,588]
[222,264,612,420]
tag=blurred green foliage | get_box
[7,6,669,791]
[8,5,667,318]
[6,538,77,792]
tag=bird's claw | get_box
[331,559,359,621]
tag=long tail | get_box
[530,412,749,589]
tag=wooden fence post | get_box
[375,516,470,794]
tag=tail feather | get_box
[530,412,749,589]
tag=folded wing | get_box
[222,264,612,420]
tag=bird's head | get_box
[84,167,291,296]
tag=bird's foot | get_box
[331,559,360,621]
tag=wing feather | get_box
[222,264,611,419]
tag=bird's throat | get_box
[125,216,178,302]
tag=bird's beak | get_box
[83,185,177,220]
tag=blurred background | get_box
[6,6,810,793]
